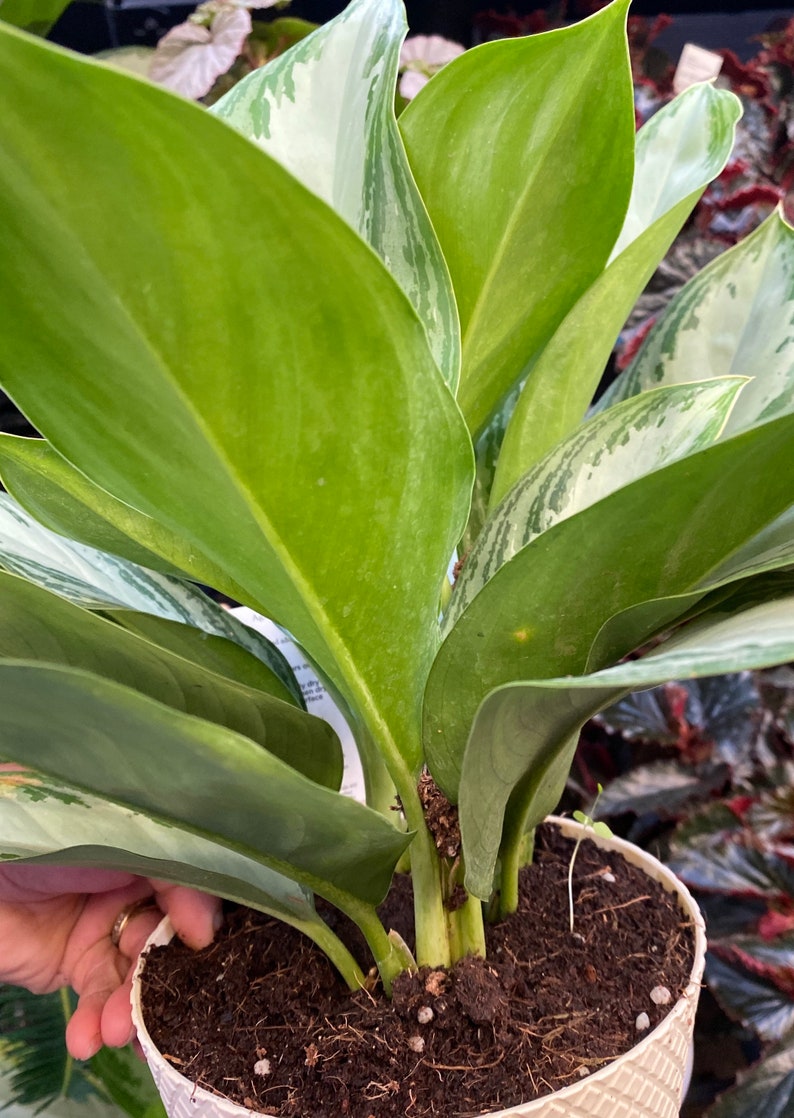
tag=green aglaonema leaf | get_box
[0,671,411,907]
[706,504,794,584]
[607,83,741,263]
[0,766,317,922]
[0,493,302,704]
[491,82,742,502]
[1,765,371,989]
[458,594,794,899]
[0,24,473,780]
[101,610,301,696]
[0,432,254,587]
[0,572,343,787]
[460,386,521,553]
[587,510,794,671]
[597,209,794,435]
[399,0,635,437]
[0,0,69,34]
[600,523,794,676]
[426,411,794,805]
[211,0,459,390]
[706,1027,794,1118]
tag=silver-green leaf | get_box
[598,209,794,435]
[426,412,794,801]
[400,0,635,436]
[446,378,745,635]
[0,767,316,922]
[211,0,459,388]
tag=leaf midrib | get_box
[459,22,625,370]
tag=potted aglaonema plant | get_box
[1,0,794,1111]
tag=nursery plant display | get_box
[582,668,794,1115]
[2,0,794,1112]
[668,766,794,1118]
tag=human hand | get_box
[0,863,222,1059]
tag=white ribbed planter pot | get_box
[132,817,706,1118]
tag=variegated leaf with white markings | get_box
[608,82,741,263]
[446,377,744,635]
[426,411,794,801]
[211,0,459,388]
[598,209,794,434]
[0,492,302,701]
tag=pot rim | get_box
[131,814,706,1117]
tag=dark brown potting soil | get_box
[140,825,695,1117]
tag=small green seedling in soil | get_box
[568,786,613,934]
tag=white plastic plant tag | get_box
[231,606,365,800]
[673,43,723,94]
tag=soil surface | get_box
[140,825,695,1117]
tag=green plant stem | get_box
[498,837,521,919]
[350,693,452,972]
[497,828,535,919]
[289,913,369,992]
[340,899,407,995]
[406,819,452,969]
[304,877,410,993]
[360,745,399,818]
[446,888,486,959]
